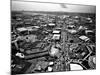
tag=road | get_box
[60,19,70,71]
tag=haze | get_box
[11,0,96,13]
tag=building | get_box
[79,35,90,41]
[52,34,60,40]
[17,27,28,32]
[52,30,60,34]
[49,45,59,57]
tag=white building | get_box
[52,34,60,40]
[52,30,60,34]
[48,23,55,26]
[17,27,27,32]
[70,64,83,71]
[79,35,90,41]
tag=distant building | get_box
[47,67,53,72]
[88,56,96,69]
[85,30,94,35]
[67,25,75,29]
[17,27,27,32]
[52,30,60,34]
[70,64,83,71]
[41,24,47,27]
[67,29,77,34]
[74,16,79,19]
[52,34,60,40]
[79,35,90,41]
[49,45,59,57]
[17,26,39,32]
[16,17,22,21]
[55,27,62,30]
[48,23,55,27]
[33,26,40,29]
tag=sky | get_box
[11,0,96,13]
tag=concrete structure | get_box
[79,35,90,41]
[52,30,60,34]
[52,34,60,40]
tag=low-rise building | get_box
[79,35,90,41]
[52,34,60,41]
[48,23,55,26]
[52,30,60,34]
[17,27,27,32]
